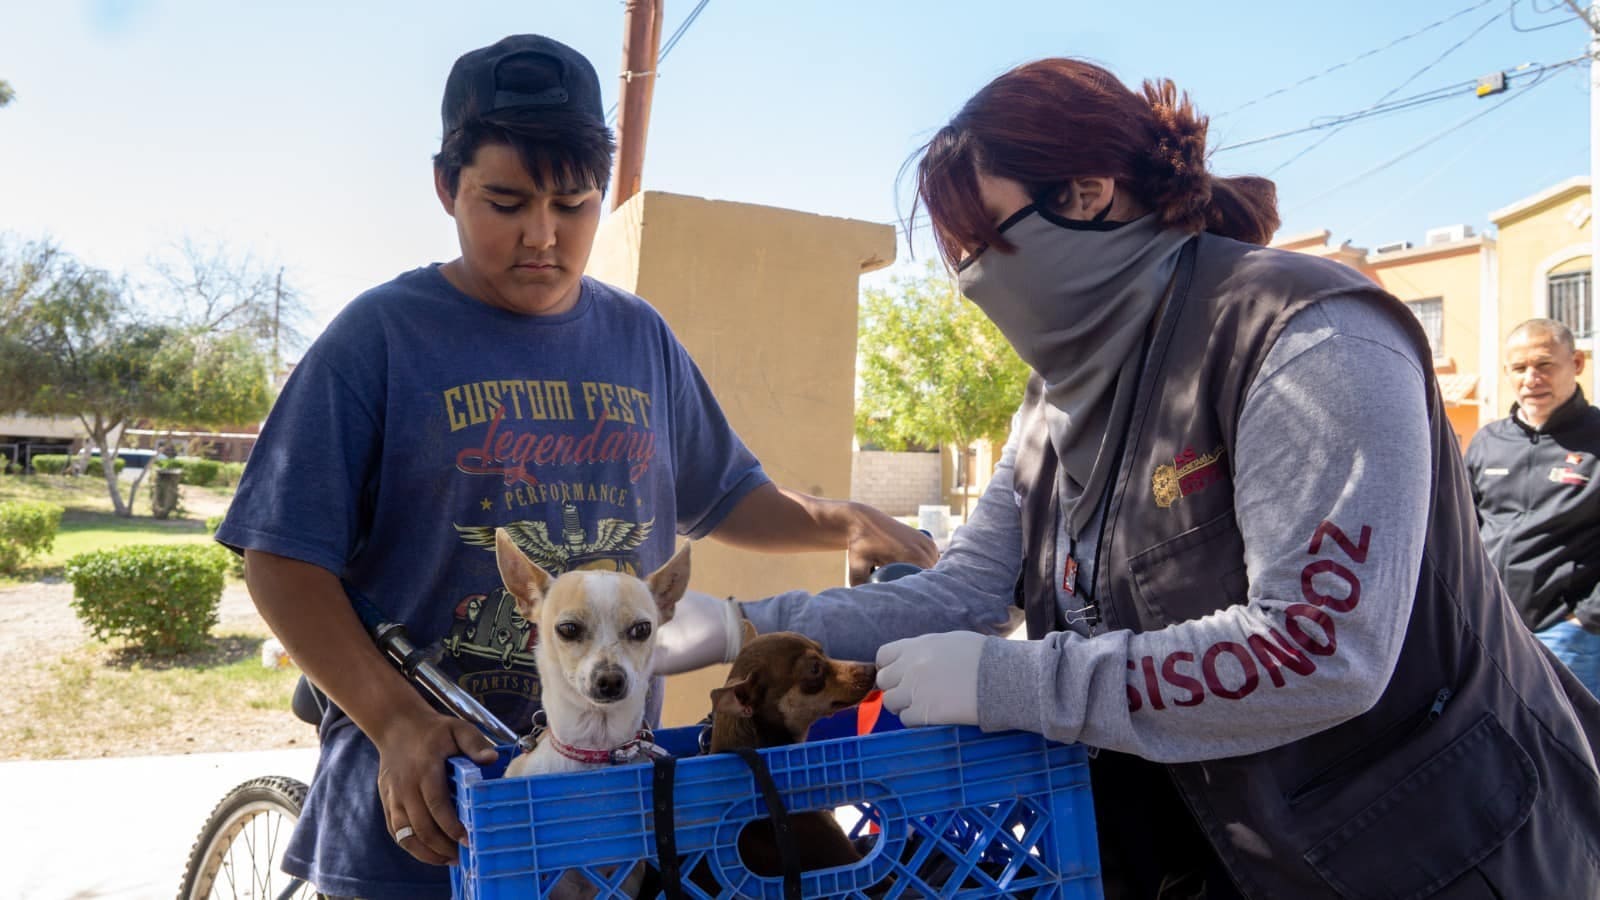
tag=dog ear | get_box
[494,527,552,621]
[646,541,692,623]
[710,673,757,718]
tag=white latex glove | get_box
[875,631,984,727]
[651,589,752,676]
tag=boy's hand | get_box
[845,501,939,585]
[375,711,499,865]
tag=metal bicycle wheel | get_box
[177,775,314,900]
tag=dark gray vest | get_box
[1011,233,1600,898]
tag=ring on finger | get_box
[393,825,416,844]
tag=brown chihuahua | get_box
[708,631,879,878]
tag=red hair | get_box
[911,59,1280,268]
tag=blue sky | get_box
[1,1,1591,336]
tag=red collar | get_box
[544,728,667,765]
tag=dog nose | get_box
[593,667,627,700]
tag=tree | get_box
[0,243,273,516]
[855,262,1030,516]
[0,79,14,108]
[149,238,311,372]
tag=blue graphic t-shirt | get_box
[216,266,769,899]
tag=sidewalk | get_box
[2,748,317,899]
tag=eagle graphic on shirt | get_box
[440,503,657,730]
[453,502,655,575]
[444,503,655,670]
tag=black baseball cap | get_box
[440,35,606,136]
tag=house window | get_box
[1549,270,1593,339]
[1405,298,1443,355]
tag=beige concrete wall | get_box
[586,190,894,725]
[851,450,942,516]
[1492,180,1594,410]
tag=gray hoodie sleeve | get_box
[977,297,1432,761]
[738,423,1027,661]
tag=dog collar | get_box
[544,727,670,765]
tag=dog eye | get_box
[810,660,824,677]
[555,622,585,641]
[627,621,653,641]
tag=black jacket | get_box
[1466,387,1600,633]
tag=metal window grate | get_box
[1549,271,1593,340]
[1405,298,1444,355]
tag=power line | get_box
[605,0,713,126]
[1214,57,1582,154]
[1512,0,1586,32]
[1215,77,1480,152]
[661,0,712,57]
[1217,0,1497,118]
[1287,60,1574,215]
[1265,3,1510,174]
[1343,127,1499,237]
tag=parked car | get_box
[117,449,158,469]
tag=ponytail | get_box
[1140,78,1279,245]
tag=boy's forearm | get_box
[242,550,437,744]
[710,482,851,552]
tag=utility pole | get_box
[1589,1,1599,374]
[610,0,662,210]
[273,267,282,377]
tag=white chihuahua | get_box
[494,528,689,778]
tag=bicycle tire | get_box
[177,775,314,900]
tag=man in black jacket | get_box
[1467,317,1600,696]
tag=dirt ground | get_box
[1,484,312,758]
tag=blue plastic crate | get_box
[449,724,1102,899]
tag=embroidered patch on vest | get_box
[1550,466,1590,486]
[1153,445,1227,508]
[1567,452,1584,465]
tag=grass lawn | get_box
[0,473,226,583]
[0,473,296,760]
[0,634,302,760]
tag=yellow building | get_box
[1488,176,1595,416]
[1277,176,1595,449]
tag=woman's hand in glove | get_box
[875,631,985,726]
[652,589,755,675]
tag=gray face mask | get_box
[957,205,1192,537]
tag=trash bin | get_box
[152,467,183,519]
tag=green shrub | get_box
[183,458,221,487]
[86,456,126,474]
[158,455,222,487]
[31,454,69,475]
[217,461,246,487]
[204,515,224,534]
[24,453,124,475]
[0,500,64,573]
[66,544,229,654]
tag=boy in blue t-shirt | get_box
[215,34,934,899]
